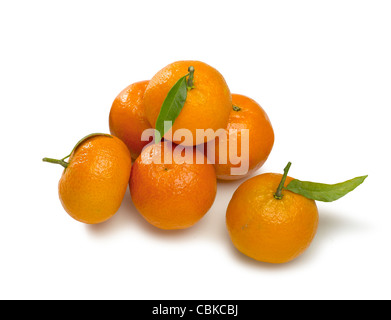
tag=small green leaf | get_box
[155,75,188,141]
[285,175,368,202]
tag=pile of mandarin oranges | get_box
[44,60,366,264]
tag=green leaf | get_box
[155,74,188,141]
[285,175,368,202]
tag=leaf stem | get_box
[42,133,112,170]
[274,162,292,200]
[187,66,195,91]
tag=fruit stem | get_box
[187,66,195,91]
[42,156,69,169]
[274,162,292,200]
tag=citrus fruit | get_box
[213,93,274,180]
[129,141,217,230]
[226,172,319,263]
[143,60,232,146]
[44,134,132,224]
[109,80,152,159]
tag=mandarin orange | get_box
[44,134,132,224]
[226,173,319,263]
[109,80,152,159]
[213,94,274,180]
[144,60,232,146]
[129,141,217,229]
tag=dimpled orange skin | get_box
[109,80,152,159]
[226,173,319,264]
[129,142,217,230]
[58,135,132,224]
[214,94,274,180]
[144,60,232,146]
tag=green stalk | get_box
[187,66,195,91]
[42,133,112,170]
[274,162,292,200]
[42,156,69,168]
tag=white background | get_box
[1,0,390,300]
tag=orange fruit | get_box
[144,60,232,146]
[226,173,319,263]
[213,94,274,180]
[129,141,217,230]
[109,80,152,159]
[54,135,132,224]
